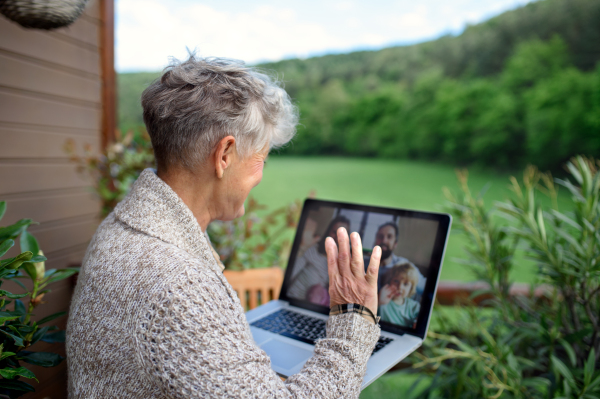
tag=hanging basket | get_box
[0,0,90,30]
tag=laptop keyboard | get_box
[251,309,394,354]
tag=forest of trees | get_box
[118,0,600,171]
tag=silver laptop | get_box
[246,199,452,388]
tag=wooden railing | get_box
[435,281,553,306]
[223,267,284,311]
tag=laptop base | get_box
[246,300,422,388]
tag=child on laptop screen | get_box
[378,262,421,328]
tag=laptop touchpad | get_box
[261,339,313,371]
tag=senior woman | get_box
[66,56,382,398]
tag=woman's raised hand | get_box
[325,227,381,315]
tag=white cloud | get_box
[117,0,347,71]
[116,0,535,72]
[333,1,357,11]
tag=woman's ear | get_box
[213,136,236,179]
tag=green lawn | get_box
[360,370,429,399]
[252,156,571,284]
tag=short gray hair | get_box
[141,55,298,170]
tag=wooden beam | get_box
[100,0,115,149]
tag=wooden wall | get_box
[0,0,110,396]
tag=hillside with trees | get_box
[118,0,600,171]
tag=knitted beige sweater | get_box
[66,169,380,398]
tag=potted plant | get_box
[0,201,78,398]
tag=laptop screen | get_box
[280,199,451,339]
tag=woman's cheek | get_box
[254,163,264,186]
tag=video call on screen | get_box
[286,204,439,329]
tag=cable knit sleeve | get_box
[133,265,380,398]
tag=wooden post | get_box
[100,0,115,149]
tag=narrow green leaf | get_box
[44,268,79,285]
[552,355,576,387]
[0,379,35,392]
[0,366,37,380]
[13,300,26,316]
[551,210,583,231]
[564,378,572,396]
[566,162,583,185]
[18,231,39,259]
[18,351,63,367]
[0,351,16,361]
[0,316,20,325]
[41,330,65,343]
[22,255,46,264]
[523,377,551,388]
[584,349,596,388]
[0,202,6,221]
[0,239,14,258]
[13,325,35,334]
[588,374,600,391]
[0,290,27,300]
[0,311,24,318]
[30,326,49,345]
[43,268,56,278]
[559,339,577,367]
[0,252,33,270]
[36,311,67,326]
[0,219,34,241]
[554,229,585,255]
[0,329,24,347]
[582,218,596,233]
[537,208,546,242]
[7,325,23,338]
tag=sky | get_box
[116,0,533,72]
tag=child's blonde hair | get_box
[382,262,419,298]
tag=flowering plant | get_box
[65,130,155,217]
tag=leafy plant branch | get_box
[412,156,600,399]
[0,201,79,398]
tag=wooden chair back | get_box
[223,267,284,310]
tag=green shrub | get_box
[412,156,600,398]
[0,202,78,398]
[207,197,301,270]
[65,130,155,217]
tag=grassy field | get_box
[251,156,571,284]
[361,371,428,399]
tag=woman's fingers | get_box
[350,232,364,278]
[325,237,339,279]
[365,245,381,287]
[336,227,351,276]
